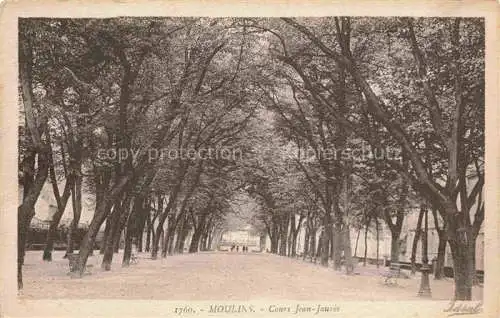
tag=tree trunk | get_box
[290,215,302,258]
[278,215,289,256]
[100,218,111,255]
[448,238,473,300]
[384,176,407,273]
[329,227,335,261]
[113,209,129,253]
[135,203,149,254]
[102,202,122,271]
[270,222,279,254]
[303,225,310,260]
[66,175,82,256]
[390,231,401,271]
[309,229,316,262]
[18,151,49,289]
[319,227,330,267]
[207,230,214,250]
[332,222,342,270]
[145,215,152,252]
[189,214,207,253]
[137,227,144,253]
[343,224,354,274]
[158,228,165,255]
[43,142,73,261]
[469,237,478,286]
[188,227,200,253]
[75,194,115,277]
[363,219,369,266]
[411,207,424,274]
[152,192,182,258]
[174,216,185,254]
[353,228,360,258]
[178,225,190,253]
[434,232,447,279]
[18,24,51,289]
[167,230,176,255]
[122,224,133,267]
[161,215,171,257]
[315,232,322,263]
[375,219,380,268]
[290,233,297,257]
[123,196,143,266]
[19,149,36,273]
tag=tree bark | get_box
[66,175,82,256]
[308,228,316,262]
[43,140,73,261]
[123,195,145,266]
[332,222,342,270]
[353,228,360,258]
[122,224,133,267]
[152,185,183,258]
[375,219,380,268]
[161,217,171,257]
[101,206,119,270]
[167,229,176,255]
[435,232,447,279]
[280,18,483,300]
[303,224,310,260]
[18,25,50,289]
[411,207,424,274]
[469,237,478,286]
[189,213,208,253]
[431,206,447,279]
[178,223,190,253]
[100,217,111,255]
[270,221,279,254]
[145,214,152,252]
[343,224,354,274]
[319,226,330,267]
[449,237,473,300]
[18,151,49,288]
[363,218,369,266]
[278,214,289,256]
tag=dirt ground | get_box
[20,250,483,300]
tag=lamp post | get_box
[418,204,432,297]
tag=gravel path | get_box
[20,251,483,300]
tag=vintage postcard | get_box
[1,0,498,317]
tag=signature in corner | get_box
[444,301,483,316]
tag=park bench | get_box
[381,268,400,286]
[28,243,45,250]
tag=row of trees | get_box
[241,17,484,300]
[18,17,266,287]
[18,17,484,300]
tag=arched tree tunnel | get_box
[17,17,485,301]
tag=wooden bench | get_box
[381,269,400,286]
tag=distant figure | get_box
[231,245,235,252]
[244,246,247,252]
[236,246,239,252]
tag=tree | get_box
[275,17,484,299]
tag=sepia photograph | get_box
[1,1,498,317]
